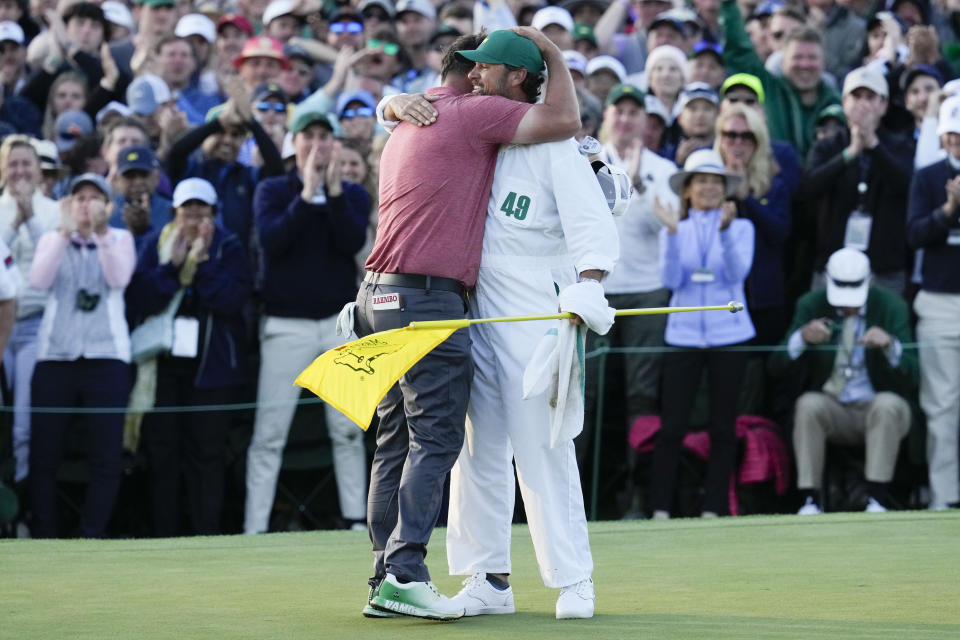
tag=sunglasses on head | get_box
[341,106,374,119]
[368,38,400,55]
[721,130,757,143]
[256,101,287,112]
[330,21,363,34]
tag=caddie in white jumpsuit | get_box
[446,139,619,619]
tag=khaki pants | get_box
[914,290,960,507]
[793,391,910,489]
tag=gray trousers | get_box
[355,280,472,583]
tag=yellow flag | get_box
[294,325,459,430]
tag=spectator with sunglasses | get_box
[238,83,289,168]
[280,43,318,104]
[28,173,136,538]
[715,103,796,346]
[336,90,377,155]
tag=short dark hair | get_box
[62,2,111,42]
[155,34,193,56]
[102,117,149,146]
[784,25,823,49]
[440,32,486,81]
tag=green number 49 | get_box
[499,191,530,221]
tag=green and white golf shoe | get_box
[369,573,465,620]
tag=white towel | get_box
[522,321,587,448]
[336,301,358,340]
[558,280,615,336]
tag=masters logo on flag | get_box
[295,325,460,430]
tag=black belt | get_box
[364,271,468,298]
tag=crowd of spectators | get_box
[0,0,958,537]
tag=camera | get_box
[75,288,100,312]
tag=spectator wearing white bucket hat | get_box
[648,148,755,519]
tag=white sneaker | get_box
[447,573,515,616]
[556,578,595,619]
[865,497,888,513]
[797,496,823,515]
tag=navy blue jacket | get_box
[255,171,369,319]
[741,141,800,310]
[906,157,960,293]
[126,226,252,389]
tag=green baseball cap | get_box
[456,30,545,74]
[138,0,176,6]
[816,103,847,126]
[605,83,645,107]
[290,108,335,135]
[573,23,596,47]
[721,73,765,104]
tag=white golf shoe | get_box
[447,572,515,616]
[797,496,823,515]
[556,578,595,619]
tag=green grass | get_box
[2,512,959,639]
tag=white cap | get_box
[395,0,436,20]
[173,178,218,207]
[942,78,960,97]
[644,93,669,121]
[263,0,297,26]
[842,65,888,98]
[175,14,217,43]
[585,55,626,82]
[591,160,632,216]
[825,248,870,308]
[101,1,134,32]
[563,50,587,76]
[937,95,960,136]
[95,100,132,124]
[0,21,24,45]
[532,6,574,32]
[30,139,61,170]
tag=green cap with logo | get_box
[290,108,335,135]
[573,23,596,47]
[456,30,545,74]
[816,103,847,126]
[605,83,645,107]
[720,73,765,104]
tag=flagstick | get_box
[407,302,745,330]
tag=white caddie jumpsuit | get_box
[446,138,619,588]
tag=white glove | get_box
[335,301,358,341]
[559,280,615,335]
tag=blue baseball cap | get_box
[70,172,112,198]
[335,89,377,117]
[55,109,94,152]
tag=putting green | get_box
[3,512,958,639]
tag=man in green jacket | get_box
[720,0,840,158]
[770,249,918,515]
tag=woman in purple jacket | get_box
[649,149,756,518]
